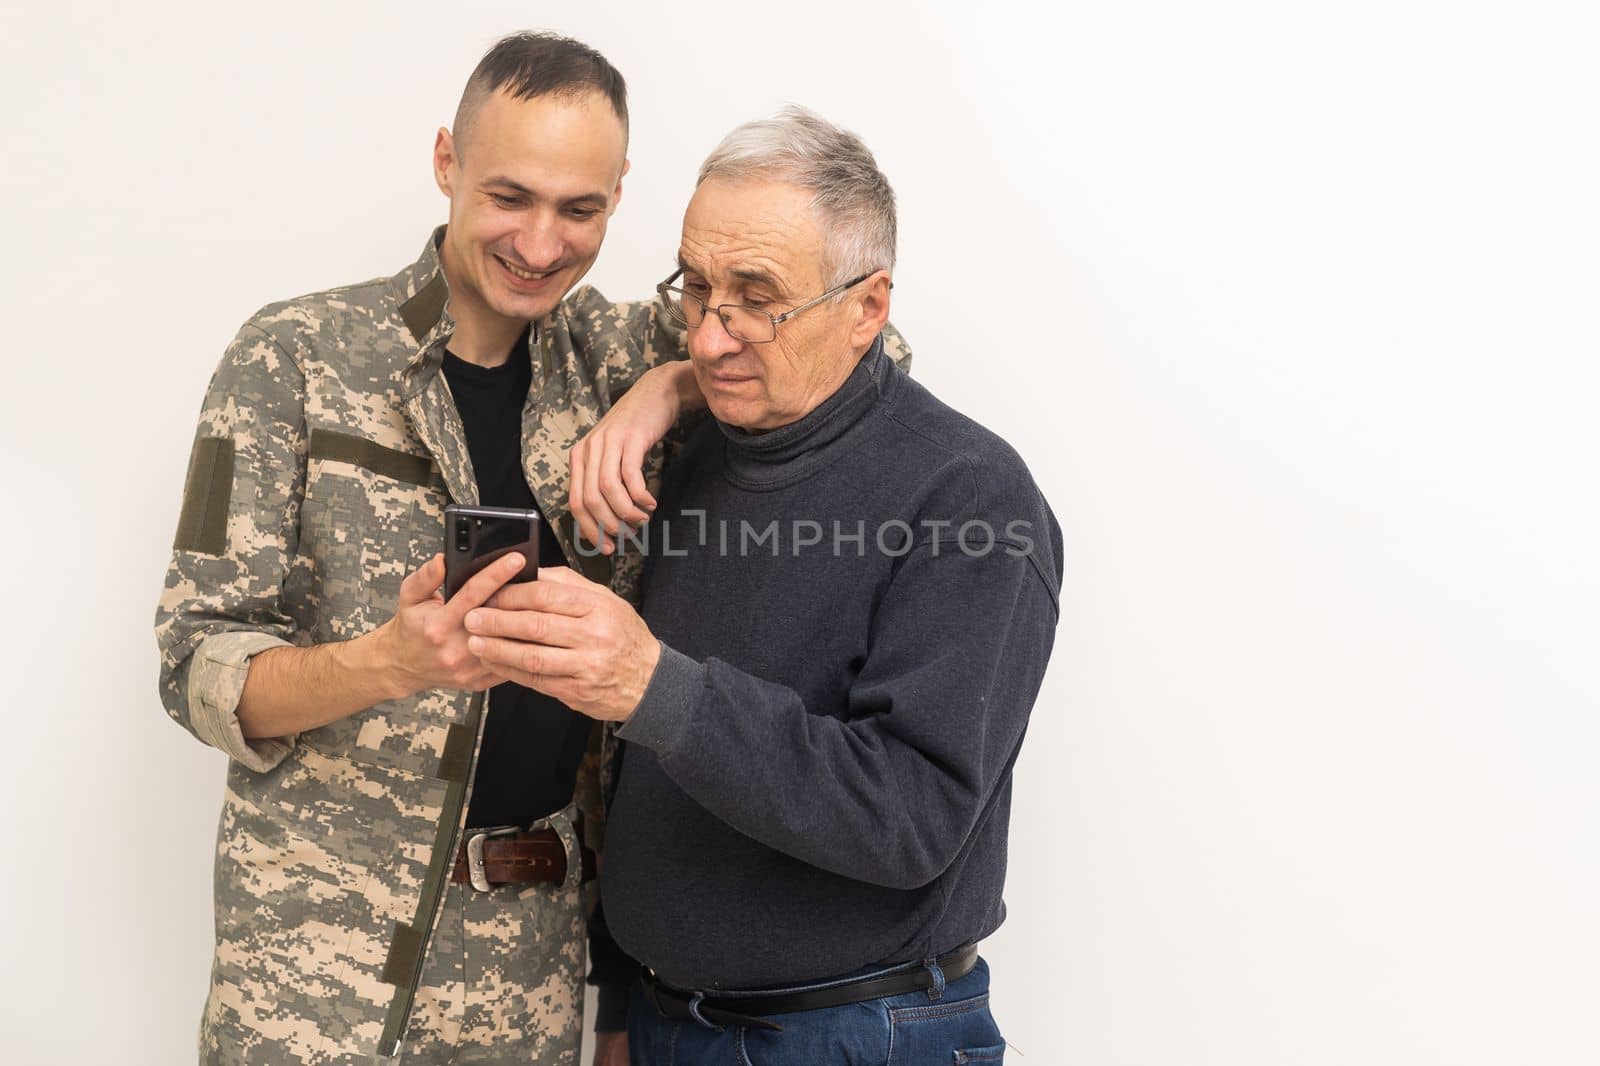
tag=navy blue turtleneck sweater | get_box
[602,337,1063,991]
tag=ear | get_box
[847,271,893,349]
[610,157,631,215]
[433,127,457,198]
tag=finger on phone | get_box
[485,574,590,615]
[464,606,585,648]
[533,565,588,588]
[467,635,584,677]
[445,552,525,619]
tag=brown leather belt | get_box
[449,825,597,890]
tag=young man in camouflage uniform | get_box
[155,33,663,1066]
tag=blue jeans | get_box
[628,956,1006,1065]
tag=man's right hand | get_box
[376,552,525,698]
[236,551,523,741]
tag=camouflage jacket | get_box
[156,228,911,1063]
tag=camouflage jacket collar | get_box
[391,226,557,401]
[391,226,455,358]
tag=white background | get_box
[1,1,1596,1063]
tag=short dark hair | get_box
[453,32,628,152]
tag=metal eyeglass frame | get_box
[655,266,875,343]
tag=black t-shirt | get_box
[444,335,594,828]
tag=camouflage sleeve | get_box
[560,288,688,405]
[154,320,309,773]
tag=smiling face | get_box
[433,88,628,348]
[677,177,889,431]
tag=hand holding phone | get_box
[443,504,542,600]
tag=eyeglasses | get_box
[656,267,874,343]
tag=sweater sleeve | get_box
[616,534,1060,891]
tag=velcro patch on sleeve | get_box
[173,436,235,555]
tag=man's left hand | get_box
[464,566,662,722]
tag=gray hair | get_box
[697,106,896,289]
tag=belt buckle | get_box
[465,825,521,892]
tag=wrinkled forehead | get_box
[679,177,826,294]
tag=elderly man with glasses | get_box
[463,106,1061,1064]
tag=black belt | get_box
[640,943,980,1033]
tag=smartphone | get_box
[443,504,542,600]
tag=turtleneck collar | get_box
[715,335,892,490]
